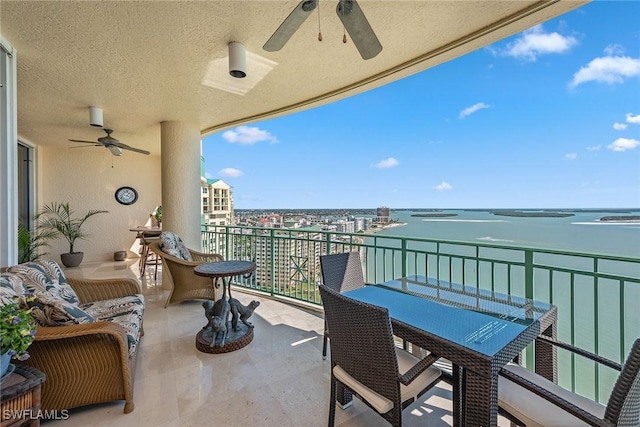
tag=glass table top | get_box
[344,276,555,357]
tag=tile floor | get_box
[40,260,508,426]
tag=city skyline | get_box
[202,1,640,210]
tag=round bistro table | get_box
[193,260,257,354]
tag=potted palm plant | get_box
[37,202,108,267]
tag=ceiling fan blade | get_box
[113,142,150,155]
[263,0,317,52]
[69,139,100,144]
[336,0,382,60]
[69,144,100,149]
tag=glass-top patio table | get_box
[343,275,558,427]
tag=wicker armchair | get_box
[319,252,366,359]
[17,275,143,414]
[319,285,443,427]
[148,240,223,307]
[498,335,640,427]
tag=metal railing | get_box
[201,224,639,402]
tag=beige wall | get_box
[37,144,161,263]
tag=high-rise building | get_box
[200,155,234,227]
[376,206,391,223]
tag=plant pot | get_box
[1,352,11,377]
[60,252,84,267]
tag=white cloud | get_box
[604,44,625,56]
[607,138,640,152]
[569,56,640,88]
[459,102,491,119]
[492,24,578,61]
[586,145,601,151]
[434,182,453,191]
[626,113,640,124]
[204,172,214,179]
[219,167,244,177]
[613,122,628,130]
[373,157,399,169]
[221,125,277,145]
[565,153,577,160]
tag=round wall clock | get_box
[115,186,138,205]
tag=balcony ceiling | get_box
[1,0,585,155]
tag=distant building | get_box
[376,206,391,223]
[202,178,234,226]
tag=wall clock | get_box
[115,186,138,205]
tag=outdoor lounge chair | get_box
[319,252,367,359]
[498,335,640,426]
[148,231,223,307]
[318,284,443,427]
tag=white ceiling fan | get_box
[263,0,382,60]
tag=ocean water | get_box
[374,209,640,258]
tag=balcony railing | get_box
[201,224,639,403]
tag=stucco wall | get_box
[37,144,161,263]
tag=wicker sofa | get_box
[0,260,144,414]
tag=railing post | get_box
[524,249,534,369]
[401,238,407,279]
[270,228,275,297]
[325,232,331,255]
[225,226,230,260]
[524,249,534,300]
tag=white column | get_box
[0,38,18,267]
[160,121,201,250]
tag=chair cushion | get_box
[159,231,193,261]
[499,362,606,427]
[80,294,145,357]
[0,273,27,306]
[26,290,95,326]
[333,347,442,414]
[8,260,79,305]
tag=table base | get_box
[196,324,254,354]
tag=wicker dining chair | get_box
[318,285,443,427]
[319,252,366,359]
[498,336,640,427]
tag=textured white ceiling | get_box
[1,1,587,155]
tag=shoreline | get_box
[365,222,407,234]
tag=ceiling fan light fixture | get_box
[228,42,246,79]
[107,145,123,156]
[89,106,103,127]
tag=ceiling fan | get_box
[263,0,382,60]
[69,128,150,156]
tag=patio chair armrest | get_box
[536,335,622,371]
[33,322,129,354]
[398,352,440,386]
[67,276,142,304]
[499,367,612,427]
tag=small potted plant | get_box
[0,296,37,377]
[37,202,108,267]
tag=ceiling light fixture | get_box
[228,42,246,78]
[89,106,103,127]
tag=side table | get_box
[1,365,46,427]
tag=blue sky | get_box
[202,1,640,210]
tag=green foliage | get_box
[17,223,58,264]
[37,202,108,254]
[154,205,162,223]
[0,297,37,361]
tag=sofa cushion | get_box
[27,291,95,326]
[8,260,80,305]
[80,294,145,357]
[0,273,27,306]
[159,231,193,261]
